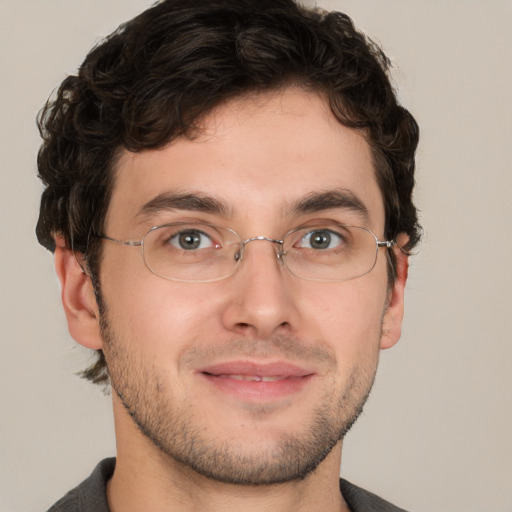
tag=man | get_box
[36,0,420,510]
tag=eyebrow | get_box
[137,192,232,221]
[136,188,369,224]
[288,189,369,220]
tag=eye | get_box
[297,229,344,250]
[169,229,216,250]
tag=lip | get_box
[196,361,315,401]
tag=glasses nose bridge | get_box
[239,235,285,261]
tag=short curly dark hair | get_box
[36,0,420,385]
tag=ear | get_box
[380,233,409,350]
[53,235,103,350]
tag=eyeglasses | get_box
[97,222,395,283]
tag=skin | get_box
[55,87,408,512]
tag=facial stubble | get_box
[99,301,381,486]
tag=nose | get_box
[221,237,300,339]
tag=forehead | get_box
[107,87,384,233]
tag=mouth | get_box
[214,374,289,382]
[196,361,315,401]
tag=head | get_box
[37,0,420,485]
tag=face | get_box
[91,88,404,484]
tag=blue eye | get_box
[169,230,215,250]
[299,229,343,250]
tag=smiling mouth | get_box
[205,373,297,382]
[197,362,315,400]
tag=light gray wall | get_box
[0,1,510,511]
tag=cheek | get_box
[306,278,388,359]
[101,256,223,358]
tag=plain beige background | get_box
[0,1,511,511]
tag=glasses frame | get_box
[97,222,396,283]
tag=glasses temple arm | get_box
[96,234,142,247]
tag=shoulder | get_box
[340,478,410,512]
[46,458,115,512]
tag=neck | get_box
[108,401,349,512]
[108,450,348,512]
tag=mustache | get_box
[180,335,337,369]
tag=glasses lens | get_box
[142,223,241,282]
[282,225,378,281]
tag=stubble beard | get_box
[100,308,380,486]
